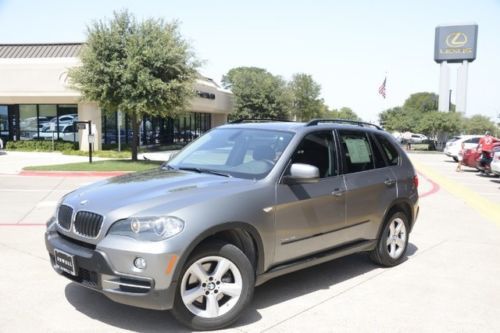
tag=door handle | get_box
[332,188,345,197]
[384,179,396,186]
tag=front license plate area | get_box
[54,249,77,276]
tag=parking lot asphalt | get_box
[0,152,499,332]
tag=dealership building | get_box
[0,43,233,150]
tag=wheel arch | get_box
[171,222,265,286]
[376,199,415,240]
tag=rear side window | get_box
[338,130,374,173]
[375,134,400,166]
[464,137,480,144]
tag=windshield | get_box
[167,128,294,179]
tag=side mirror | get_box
[282,163,320,184]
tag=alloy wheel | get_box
[386,217,407,259]
[180,256,243,318]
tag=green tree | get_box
[289,73,323,121]
[222,67,291,120]
[415,111,462,137]
[323,107,361,121]
[379,107,419,132]
[403,92,439,113]
[69,10,199,160]
[464,115,497,135]
[335,107,361,121]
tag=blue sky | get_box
[1,0,499,122]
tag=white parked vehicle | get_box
[444,135,482,162]
[491,151,500,176]
[399,132,428,144]
[36,124,78,142]
[409,134,428,144]
[40,114,78,131]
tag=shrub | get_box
[6,140,78,152]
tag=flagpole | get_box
[384,71,388,115]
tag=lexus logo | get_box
[445,32,468,48]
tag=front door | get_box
[274,131,346,264]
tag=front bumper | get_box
[45,227,177,310]
[443,148,455,157]
[491,162,500,175]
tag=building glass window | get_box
[19,105,38,140]
[0,106,8,139]
[38,105,57,139]
[102,112,117,145]
[17,104,78,142]
[102,111,213,147]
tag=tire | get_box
[370,211,410,267]
[171,241,255,331]
[453,156,458,162]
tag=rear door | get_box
[337,129,397,241]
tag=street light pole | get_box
[88,120,92,163]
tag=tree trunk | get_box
[131,112,140,161]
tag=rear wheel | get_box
[171,241,254,331]
[370,211,410,267]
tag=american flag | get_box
[378,77,387,99]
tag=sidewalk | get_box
[0,151,107,175]
[0,150,177,175]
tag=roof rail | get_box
[230,118,292,124]
[305,119,383,130]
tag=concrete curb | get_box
[19,170,129,177]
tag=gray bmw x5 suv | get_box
[45,119,419,330]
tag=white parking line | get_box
[0,189,71,192]
[478,192,500,196]
[36,201,59,207]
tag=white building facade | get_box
[0,43,233,150]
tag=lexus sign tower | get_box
[434,24,478,113]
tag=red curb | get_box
[418,172,440,198]
[19,170,129,177]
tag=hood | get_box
[62,168,253,220]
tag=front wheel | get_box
[171,241,254,331]
[370,211,410,267]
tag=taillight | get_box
[413,175,419,188]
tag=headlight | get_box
[49,197,65,230]
[108,216,184,241]
[46,215,57,231]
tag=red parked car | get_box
[462,143,500,170]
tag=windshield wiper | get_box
[162,164,176,171]
[177,167,231,178]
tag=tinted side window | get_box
[338,130,374,174]
[465,137,480,144]
[375,134,400,166]
[289,131,337,178]
[370,135,387,168]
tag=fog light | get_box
[134,257,147,269]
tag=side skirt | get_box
[255,239,376,286]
